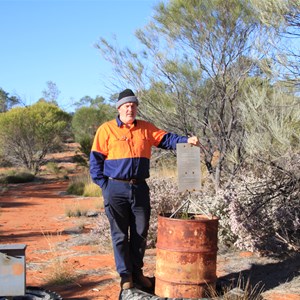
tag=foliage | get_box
[67,181,85,196]
[147,176,189,248]
[197,159,300,254]
[228,86,300,253]
[89,0,300,256]
[0,102,70,174]
[190,86,300,253]
[0,155,13,168]
[45,162,68,179]
[83,181,102,197]
[66,171,102,197]
[250,0,300,30]
[230,164,299,253]
[73,95,109,109]
[250,0,300,86]
[95,0,272,190]
[65,207,88,218]
[45,162,60,175]
[42,233,78,286]
[0,171,35,184]
[208,276,264,299]
[41,81,61,106]
[95,0,300,192]
[150,148,177,177]
[72,153,88,167]
[71,104,115,157]
[0,87,21,112]
[78,135,93,158]
[44,262,77,286]
[240,86,300,160]
[90,166,299,254]
[72,107,102,142]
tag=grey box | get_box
[177,143,201,192]
[0,244,27,296]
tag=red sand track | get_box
[0,180,124,299]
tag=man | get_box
[90,88,199,292]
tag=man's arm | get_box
[89,151,108,188]
[158,133,200,150]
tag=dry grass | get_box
[65,206,88,218]
[44,257,78,286]
[150,158,212,188]
[64,198,102,217]
[83,181,102,198]
[207,275,264,299]
[41,232,79,286]
[44,161,69,178]
[151,164,177,178]
[67,172,102,198]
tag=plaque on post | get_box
[177,143,201,192]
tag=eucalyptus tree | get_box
[95,0,270,190]
[230,84,300,252]
[250,0,300,86]
[42,81,61,106]
[0,88,20,112]
[71,96,115,157]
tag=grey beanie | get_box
[116,89,139,109]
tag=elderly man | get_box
[90,88,199,292]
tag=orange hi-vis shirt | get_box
[90,117,188,188]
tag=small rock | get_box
[62,226,84,234]
[86,211,99,217]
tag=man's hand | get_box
[187,136,200,146]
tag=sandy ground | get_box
[0,146,299,299]
[0,179,124,299]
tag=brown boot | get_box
[133,273,154,291]
[120,275,133,290]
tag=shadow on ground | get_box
[218,253,300,292]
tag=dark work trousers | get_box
[102,179,151,277]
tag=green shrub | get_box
[0,156,13,168]
[0,102,70,174]
[66,172,101,197]
[0,171,35,184]
[67,181,85,195]
[72,154,88,166]
[188,155,300,254]
[46,162,61,175]
[78,135,93,158]
[44,161,69,179]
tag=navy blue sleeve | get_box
[89,151,108,188]
[157,133,188,150]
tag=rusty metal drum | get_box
[155,214,219,298]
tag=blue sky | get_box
[0,0,161,112]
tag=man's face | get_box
[118,102,137,124]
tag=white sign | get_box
[177,143,201,192]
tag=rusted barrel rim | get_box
[159,213,219,222]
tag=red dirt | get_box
[0,180,124,299]
[1,146,299,299]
